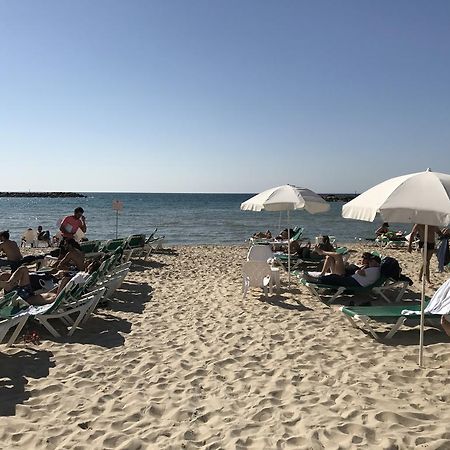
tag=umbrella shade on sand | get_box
[241,184,330,285]
[342,169,450,366]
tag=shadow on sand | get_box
[377,325,450,347]
[0,349,55,416]
[105,280,153,314]
[259,294,313,312]
[129,260,168,272]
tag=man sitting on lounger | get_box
[0,230,23,271]
[54,239,85,273]
[294,235,335,259]
[303,251,381,287]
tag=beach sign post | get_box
[112,200,124,238]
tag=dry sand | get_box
[1,243,450,449]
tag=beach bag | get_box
[381,256,401,280]
[29,272,57,292]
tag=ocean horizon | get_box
[0,192,405,245]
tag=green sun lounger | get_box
[340,302,436,339]
[297,275,410,305]
[99,238,126,253]
[0,292,30,346]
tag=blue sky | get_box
[1,0,449,193]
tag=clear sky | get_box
[1,0,449,193]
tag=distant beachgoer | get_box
[37,225,51,247]
[375,222,389,236]
[252,230,272,239]
[295,235,335,259]
[59,207,87,242]
[408,224,443,283]
[0,230,23,271]
[21,228,37,247]
[275,228,295,241]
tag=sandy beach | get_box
[2,243,450,449]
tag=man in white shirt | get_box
[304,254,381,287]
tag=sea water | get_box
[0,193,409,245]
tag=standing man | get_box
[408,224,443,284]
[60,207,87,242]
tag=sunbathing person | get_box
[303,253,381,287]
[309,246,361,275]
[275,228,295,241]
[375,222,390,236]
[252,230,272,239]
[54,239,85,273]
[0,266,58,305]
[0,258,101,306]
[0,230,23,271]
[295,236,335,259]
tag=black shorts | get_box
[317,274,360,287]
[6,284,34,300]
[419,241,435,251]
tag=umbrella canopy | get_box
[341,168,450,367]
[342,169,450,226]
[241,184,330,214]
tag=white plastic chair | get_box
[246,244,274,262]
[242,261,272,299]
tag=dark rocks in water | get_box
[0,192,86,198]
[320,193,359,202]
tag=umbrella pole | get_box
[419,224,428,367]
[288,210,291,288]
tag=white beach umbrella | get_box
[342,169,450,366]
[241,184,330,285]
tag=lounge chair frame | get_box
[338,303,440,340]
[299,276,410,305]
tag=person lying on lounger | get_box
[0,259,101,306]
[293,235,335,259]
[303,251,381,287]
[54,239,85,273]
[0,266,62,305]
[252,230,272,239]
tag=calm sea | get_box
[0,193,408,245]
